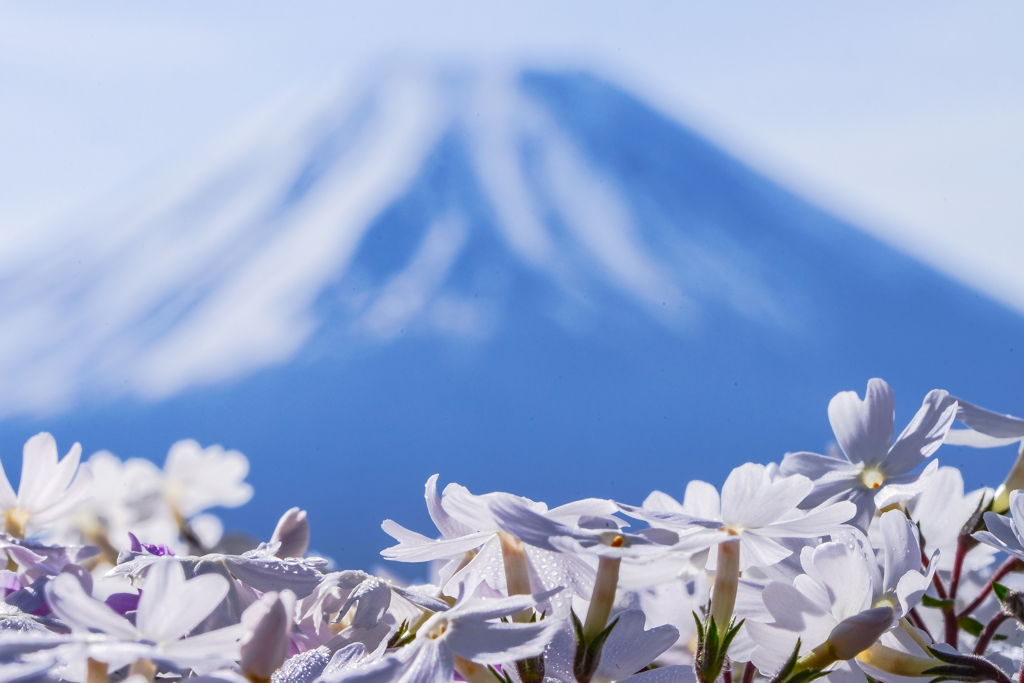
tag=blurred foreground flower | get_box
[0,377,1023,683]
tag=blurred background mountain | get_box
[1,3,1022,572]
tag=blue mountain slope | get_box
[1,70,1021,572]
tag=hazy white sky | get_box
[1,2,1022,311]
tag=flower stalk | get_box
[710,539,741,629]
[583,554,621,640]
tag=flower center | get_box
[425,619,449,639]
[862,468,885,490]
[3,509,29,539]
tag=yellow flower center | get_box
[4,509,29,539]
[862,468,885,490]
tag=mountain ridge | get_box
[0,67,1020,570]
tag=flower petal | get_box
[44,573,137,640]
[878,510,921,597]
[720,464,812,529]
[446,618,561,664]
[137,559,230,643]
[873,460,939,510]
[426,475,475,539]
[953,398,1024,440]
[884,391,956,476]
[828,379,895,466]
[596,609,679,681]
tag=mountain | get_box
[1,67,1021,571]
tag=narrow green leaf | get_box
[921,595,955,609]
[958,616,985,637]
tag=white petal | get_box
[45,573,138,639]
[339,577,391,629]
[380,523,491,563]
[873,460,939,509]
[720,464,811,529]
[757,500,856,538]
[426,475,475,539]
[489,497,574,552]
[137,559,230,643]
[804,542,873,621]
[448,592,554,622]
[28,463,93,530]
[737,533,793,571]
[596,609,679,681]
[823,661,870,683]
[879,510,921,597]
[748,621,801,674]
[620,666,696,683]
[1010,490,1024,544]
[0,458,18,510]
[158,625,245,665]
[884,391,956,476]
[828,379,895,466]
[974,513,1024,560]
[681,481,721,519]
[335,641,450,683]
[953,398,1024,440]
[894,570,930,619]
[546,498,619,525]
[440,484,500,532]
[642,491,686,514]
[16,433,61,512]
[446,618,561,664]
[943,429,1020,448]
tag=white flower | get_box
[974,490,1024,562]
[162,440,253,519]
[45,557,243,670]
[240,590,297,682]
[746,540,891,679]
[780,379,956,530]
[490,495,679,560]
[542,608,691,683]
[332,588,562,683]
[908,466,995,573]
[865,510,934,619]
[381,476,617,615]
[0,433,92,539]
[621,463,856,571]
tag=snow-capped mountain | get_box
[2,67,1021,570]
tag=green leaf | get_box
[767,639,802,683]
[921,594,955,610]
[993,582,1010,603]
[958,616,985,637]
[720,618,745,655]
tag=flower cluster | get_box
[4,378,1024,683]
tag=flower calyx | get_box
[922,645,1015,683]
[693,611,743,683]
[992,581,1024,625]
[572,608,618,683]
[768,639,829,683]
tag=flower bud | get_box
[828,606,893,660]
[993,443,1024,513]
[271,508,310,559]
[241,590,297,683]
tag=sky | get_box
[1,2,1022,316]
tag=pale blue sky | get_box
[1,1,1022,310]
